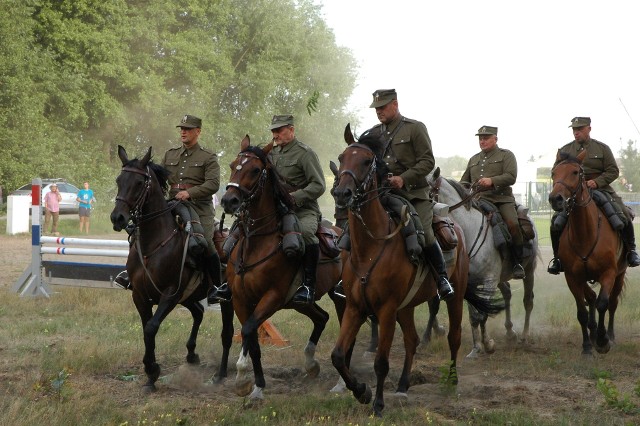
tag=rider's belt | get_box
[171,183,195,190]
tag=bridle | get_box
[226,152,269,211]
[333,143,380,210]
[551,161,592,213]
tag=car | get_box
[10,179,81,213]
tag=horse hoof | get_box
[595,341,611,354]
[235,377,254,397]
[388,391,408,400]
[186,353,200,364]
[484,339,496,354]
[357,384,372,405]
[248,385,265,400]
[305,360,320,378]
[142,384,157,394]
[465,348,481,359]
[434,325,446,337]
[505,330,518,344]
[330,378,347,393]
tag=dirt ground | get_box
[3,233,640,424]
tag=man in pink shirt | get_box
[44,184,62,235]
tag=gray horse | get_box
[428,168,539,357]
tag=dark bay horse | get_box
[110,146,234,391]
[331,125,502,417]
[549,150,627,355]
[428,167,539,357]
[220,135,344,400]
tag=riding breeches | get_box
[495,201,524,247]
[296,208,321,245]
[410,198,436,245]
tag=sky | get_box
[317,0,640,170]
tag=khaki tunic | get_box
[372,115,436,244]
[269,138,325,244]
[558,138,626,217]
[461,146,522,245]
[162,143,220,251]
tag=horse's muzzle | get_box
[548,193,566,212]
[221,193,241,215]
[332,186,353,210]
[110,209,129,232]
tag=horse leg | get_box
[594,289,612,354]
[235,313,265,399]
[521,272,535,343]
[366,315,378,354]
[498,281,517,343]
[466,305,484,359]
[331,306,371,405]
[182,300,204,364]
[295,303,330,378]
[568,281,593,355]
[445,293,464,385]
[371,310,397,417]
[214,301,234,382]
[134,294,179,392]
[421,298,443,346]
[607,274,625,343]
[395,308,419,395]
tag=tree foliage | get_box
[617,139,639,192]
[0,0,358,199]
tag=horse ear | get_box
[433,167,441,179]
[140,147,152,167]
[576,149,587,163]
[555,149,562,162]
[240,134,250,151]
[263,138,275,156]
[329,160,339,177]
[344,123,356,145]
[117,145,128,166]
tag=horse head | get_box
[110,145,154,231]
[333,124,386,209]
[548,149,587,212]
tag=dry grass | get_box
[2,234,640,425]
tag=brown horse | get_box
[331,125,502,417]
[110,146,234,391]
[220,135,344,400]
[548,150,627,355]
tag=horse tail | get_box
[463,284,506,316]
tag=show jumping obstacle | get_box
[13,178,128,297]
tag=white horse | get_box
[428,168,539,358]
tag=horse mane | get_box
[243,145,295,211]
[553,151,580,167]
[444,177,470,201]
[356,127,390,180]
[123,157,170,196]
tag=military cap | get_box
[569,117,591,128]
[176,114,202,129]
[475,125,498,136]
[369,89,397,108]
[269,114,294,130]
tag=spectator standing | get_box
[77,181,95,234]
[44,183,62,235]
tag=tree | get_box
[618,139,639,192]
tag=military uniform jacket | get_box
[558,138,619,194]
[373,115,434,201]
[268,138,325,215]
[461,146,518,204]
[161,143,220,217]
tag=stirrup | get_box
[292,285,314,304]
[114,270,131,290]
[437,277,455,302]
[512,264,526,279]
[208,283,232,304]
[627,250,640,267]
[547,258,562,275]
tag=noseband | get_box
[334,143,378,209]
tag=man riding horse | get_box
[548,116,640,274]
[368,89,454,301]
[210,114,326,304]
